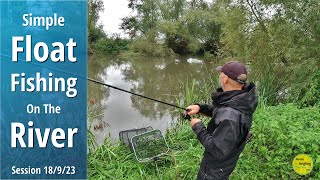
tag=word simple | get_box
[22,13,64,30]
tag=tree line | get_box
[88,0,320,105]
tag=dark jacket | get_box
[193,83,258,179]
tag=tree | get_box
[88,0,105,44]
[121,0,221,55]
[214,0,320,104]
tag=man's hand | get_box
[190,118,201,127]
[186,105,200,115]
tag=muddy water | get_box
[88,56,217,144]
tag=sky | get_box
[98,0,132,37]
[98,0,214,37]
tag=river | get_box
[88,55,217,144]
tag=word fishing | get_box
[11,72,77,98]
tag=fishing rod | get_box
[1,53,191,118]
[87,78,191,119]
[87,77,187,111]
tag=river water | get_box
[88,56,217,144]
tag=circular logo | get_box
[292,154,313,175]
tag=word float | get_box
[11,121,78,148]
[12,35,77,62]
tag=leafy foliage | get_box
[88,0,130,55]
[119,0,320,106]
[129,37,175,57]
[93,37,130,54]
[299,70,320,107]
[121,0,221,55]
[88,0,105,44]
[232,104,320,179]
[214,0,320,104]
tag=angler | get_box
[186,61,258,179]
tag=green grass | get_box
[88,104,319,179]
[88,80,320,179]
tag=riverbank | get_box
[87,103,320,179]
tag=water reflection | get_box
[88,56,215,144]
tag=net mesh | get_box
[119,126,153,147]
[131,130,169,162]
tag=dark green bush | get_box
[129,38,175,57]
[232,104,320,179]
[299,70,320,107]
[93,38,130,54]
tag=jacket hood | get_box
[212,83,258,115]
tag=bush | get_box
[129,38,175,57]
[232,104,320,179]
[93,37,130,54]
[299,70,320,107]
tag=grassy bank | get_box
[88,102,319,179]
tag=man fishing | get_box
[186,61,258,180]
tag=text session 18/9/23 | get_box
[12,165,76,175]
